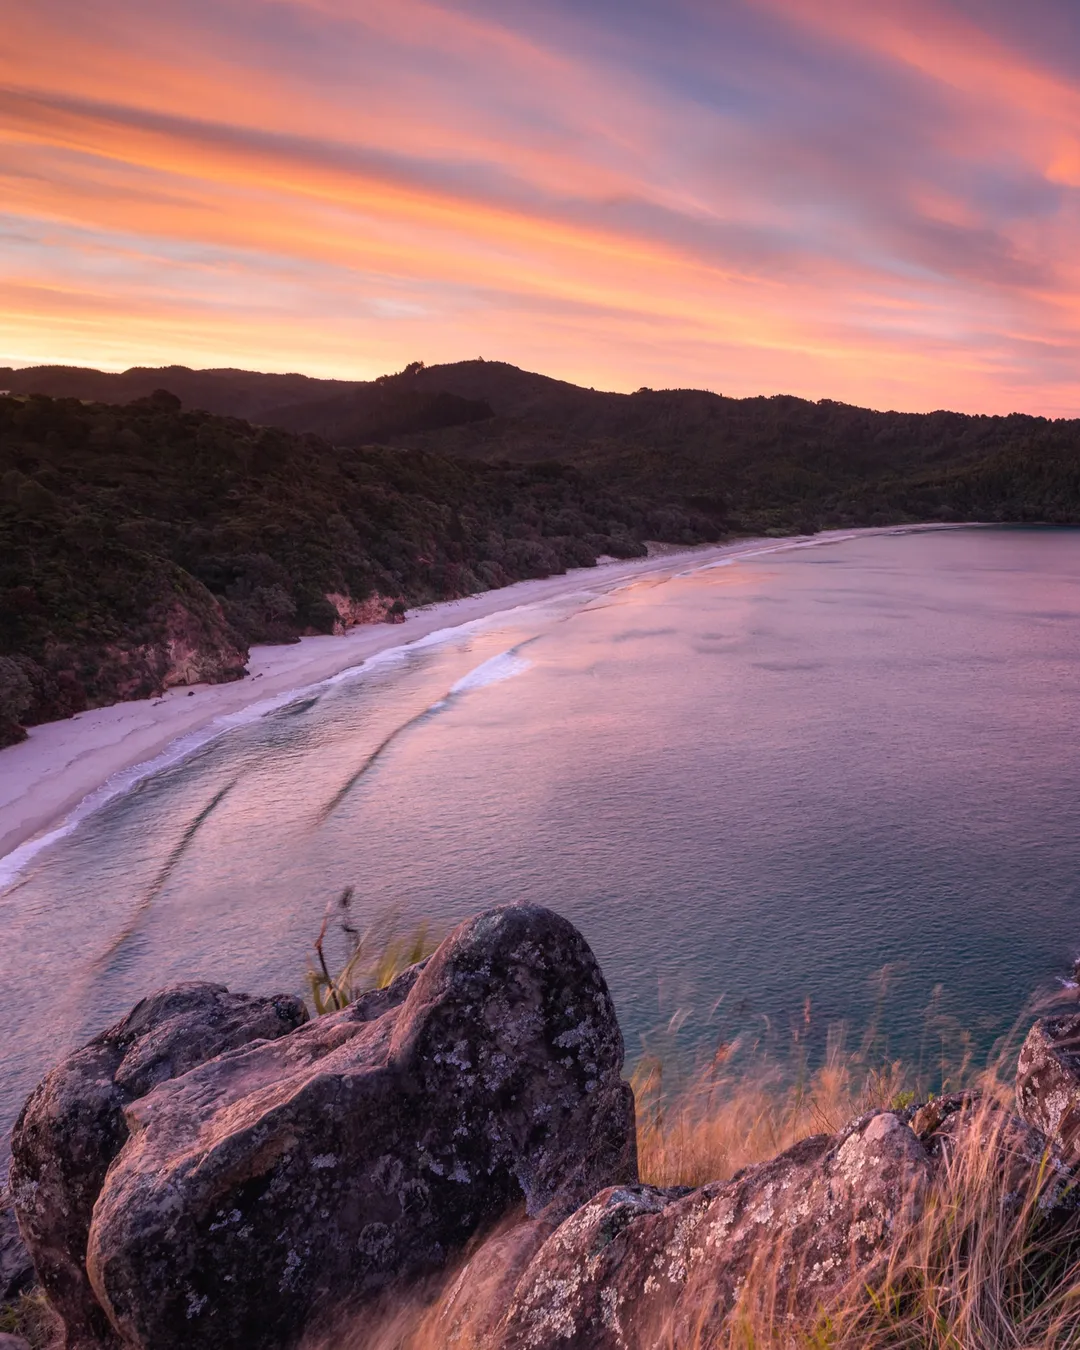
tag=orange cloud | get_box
[3,0,1080,413]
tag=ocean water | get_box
[3,526,1080,1150]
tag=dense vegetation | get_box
[390,362,1080,535]
[11,359,1080,538]
[4,356,1080,745]
[0,361,495,441]
[0,390,717,743]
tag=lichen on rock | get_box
[485,1111,930,1349]
[1016,1012,1080,1161]
[14,905,635,1350]
[10,908,1080,1350]
[10,983,308,1347]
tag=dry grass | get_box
[11,921,1076,1349]
[0,1289,62,1349]
[802,1095,1080,1350]
[632,961,980,1188]
[625,1015,1080,1349]
[11,1021,1080,1349]
[632,1029,916,1189]
[331,1015,1080,1350]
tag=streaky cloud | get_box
[3,0,1080,411]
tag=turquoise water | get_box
[3,526,1080,1149]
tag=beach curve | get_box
[0,525,968,880]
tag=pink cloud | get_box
[3,0,1080,412]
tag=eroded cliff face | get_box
[324,591,405,631]
[0,580,403,747]
[8,578,249,737]
[110,595,249,698]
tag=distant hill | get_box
[392,361,1080,534]
[0,364,341,419]
[0,358,576,423]
[8,359,1080,535]
[260,382,492,444]
[0,363,494,444]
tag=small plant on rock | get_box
[307,888,440,1015]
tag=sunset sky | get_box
[4,0,1080,413]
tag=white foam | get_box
[0,638,478,893]
[321,645,410,686]
[0,527,947,891]
[0,727,217,892]
[672,533,859,578]
[449,652,532,694]
[0,642,535,893]
[318,615,526,691]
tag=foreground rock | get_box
[18,905,635,1350]
[0,1188,33,1304]
[1016,1011,1080,1160]
[445,1111,930,1349]
[10,984,309,1347]
[435,1093,1072,1350]
[16,906,1075,1350]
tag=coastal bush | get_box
[9,360,1080,541]
[0,653,32,745]
[0,393,720,730]
[8,362,1080,738]
[388,361,1080,536]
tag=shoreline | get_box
[0,524,971,879]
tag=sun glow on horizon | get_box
[4,0,1080,414]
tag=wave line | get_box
[315,640,536,824]
[89,777,239,974]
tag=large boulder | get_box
[78,905,635,1349]
[461,1110,930,1349]
[9,983,309,1348]
[0,1188,34,1304]
[1016,1013,1080,1160]
[918,1090,1072,1214]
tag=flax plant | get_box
[306,888,440,1015]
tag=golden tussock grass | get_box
[11,1038,1080,1349]
[333,1019,1080,1350]
[9,925,1078,1350]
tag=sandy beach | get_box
[0,526,963,876]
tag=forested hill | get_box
[0,363,494,445]
[0,391,717,744]
[4,360,1080,744]
[390,362,1080,534]
[8,359,1080,534]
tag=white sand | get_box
[0,525,965,874]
